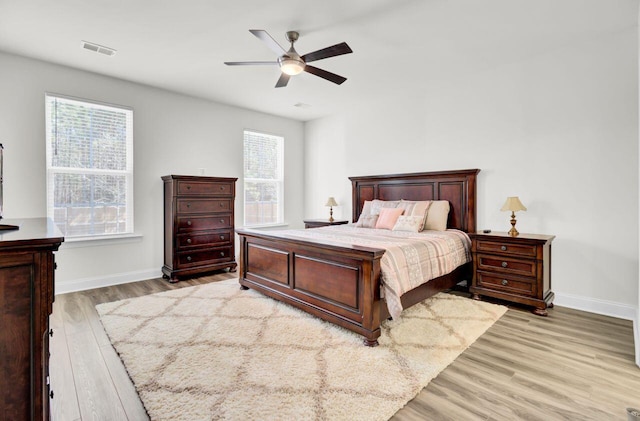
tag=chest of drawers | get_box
[0,218,63,420]
[469,231,555,316]
[162,175,237,282]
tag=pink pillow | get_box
[375,207,404,230]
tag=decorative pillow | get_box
[355,201,374,226]
[370,199,400,216]
[424,200,450,231]
[397,200,431,231]
[375,207,404,230]
[392,215,425,232]
[356,214,379,228]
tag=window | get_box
[243,130,284,226]
[45,94,134,238]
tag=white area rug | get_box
[96,279,507,420]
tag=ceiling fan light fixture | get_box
[279,56,305,76]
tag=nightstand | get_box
[303,219,349,229]
[469,231,555,316]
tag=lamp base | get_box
[329,206,334,222]
[508,211,519,236]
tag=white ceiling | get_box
[0,0,635,121]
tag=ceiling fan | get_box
[224,30,353,88]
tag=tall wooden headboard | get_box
[349,169,480,233]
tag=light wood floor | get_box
[49,272,640,421]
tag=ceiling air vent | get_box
[81,41,116,57]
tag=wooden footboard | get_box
[237,228,386,345]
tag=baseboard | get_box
[55,268,163,295]
[553,292,637,321]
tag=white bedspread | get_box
[278,225,472,319]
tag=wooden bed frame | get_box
[236,169,480,346]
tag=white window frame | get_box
[243,130,284,227]
[45,93,134,239]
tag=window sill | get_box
[62,233,143,248]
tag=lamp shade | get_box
[500,196,527,212]
[325,197,338,207]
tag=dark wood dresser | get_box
[0,218,63,420]
[162,175,237,282]
[469,231,555,316]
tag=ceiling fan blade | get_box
[224,61,277,66]
[304,65,347,85]
[301,42,353,63]
[275,73,290,88]
[249,29,287,55]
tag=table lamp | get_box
[325,197,338,222]
[500,196,527,237]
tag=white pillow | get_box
[392,215,425,232]
[356,214,378,228]
[397,200,431,232]
[424,200,450,231]
[370,199,400,215]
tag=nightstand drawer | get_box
[477,254,536,277]
[476,272,537,297]
[476,240,537,258]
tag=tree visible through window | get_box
[244,130,284,226]
[45,94,134,238]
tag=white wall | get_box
[306,27,639,319]
[0,51,305,292]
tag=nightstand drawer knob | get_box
[220,252,225,257]
[501,279,508,286]
[186,256,192,262]
[187,220,192,226]
[186,238,192,244]
[501,261,508,268]
[220,219,224,223]
[220,235,225,240]
[187,202,191,208]
[220,203,224,207]
[501,245,507,251]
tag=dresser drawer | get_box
[177,180,234,196]
[177,230,232,249]
[177,215,231,232]
[476,271,537,297]
[177,198,231,214]
[476,240,537,258]
[177,246,234,268]
[477,254,536,277]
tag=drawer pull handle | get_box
[187,220,192,226]
[220,252,225,257]
[501,279,508,286]
[220,203,224,207]
[220,219,224,223]
[49,329,54,337]
[220,235,225,240]
[186,256,192,262]
[501,262,508,268]
[186,185,191,190]
[187,202,191,208]
[501,245,507,251]
[186,238,192,244]
[50,390,54,399]
[220,186,224,190]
